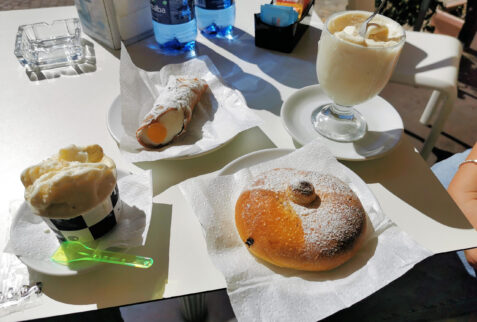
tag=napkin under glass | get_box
[119,46,262,162]
[179,141,433,322]
[6,170,153,261]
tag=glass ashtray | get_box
[14,18,84,69]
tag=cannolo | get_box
[136,76,208,149]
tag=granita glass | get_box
[312,11,405,142]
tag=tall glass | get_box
[313,11,405,142]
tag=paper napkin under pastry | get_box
[179,140,433,322]
[118,46,262,162]
[6,170,152,261]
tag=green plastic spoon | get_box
[51,241,153,268]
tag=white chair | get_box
[390,31,462,159]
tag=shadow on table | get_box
[324,251,477,321]
[352,129,403,159]
[204,26,321,89]
[197,42,284,114]
[34,307,124,322]
[125,36,284,115]
[29,203,171,307]
[25,39,97,82]
[342,141,473,229]
[289,129,404,161]
[136,126,277,196]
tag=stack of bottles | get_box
[150,0,236,54]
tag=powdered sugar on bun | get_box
[235,168,367,271]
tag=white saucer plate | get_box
[281,85,403,161]
[107,96,235,160]
[10,203,104,276]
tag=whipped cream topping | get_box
[330,12,403,47]
[21,144,116,219]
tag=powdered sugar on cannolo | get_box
[136,76,208,149]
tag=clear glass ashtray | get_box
[14,18,84,69]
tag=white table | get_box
[1,2,476,321]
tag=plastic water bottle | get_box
[150,0,197,53]
[195,0,235,38]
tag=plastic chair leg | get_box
[420,90,444,125]
[421,88,457,159]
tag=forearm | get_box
[448,143,477,229]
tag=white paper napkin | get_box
[179,140,433,322]
[6,170,153,261]
[118,46,263,162]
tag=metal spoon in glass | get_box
[358,0,388,38]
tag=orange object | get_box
[146,122,167,144]
[275,0,310,18]
[431,9,464,37]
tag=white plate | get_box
[281,85,403,161]
[219,148,376,207]
[107,96,124,143]
[107,96,235,160]
[10,203,104,276]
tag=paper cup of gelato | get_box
[20,144,122,242]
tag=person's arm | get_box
[447,142,477,269]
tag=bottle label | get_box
[195,0,234,10]
[151,0,195,25]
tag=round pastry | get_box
[235,168,367,271]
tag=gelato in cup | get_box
[20,144,121,242]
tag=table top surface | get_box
[0,2,475,321]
